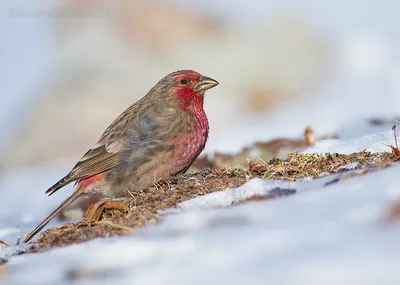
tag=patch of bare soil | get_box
[23,150,399,254]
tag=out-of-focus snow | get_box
[0,167,73,243]
[2,163,400,285]
[304,129,399,154]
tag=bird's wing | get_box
[24,105,145,244]
[45,105,139,196]
[45,135,123,196]
[71,139,122,178]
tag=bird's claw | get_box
[85,201,130,223]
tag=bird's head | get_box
[171,70,218,95]
[157,70,218,111]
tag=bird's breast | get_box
[171,120,209,174]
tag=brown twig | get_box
[385,125,400,157]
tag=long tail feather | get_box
[45,174,75,196]
[23,188,84,243]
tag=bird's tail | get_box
[45,174,75,196]
[23,188,84,243]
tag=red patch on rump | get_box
[74,173,103,192]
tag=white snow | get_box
[304,129,399,154]
[0,167,74,243]
[2,165,400,285]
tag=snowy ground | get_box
[1,129,400,285]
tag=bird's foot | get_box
[85,200,130,223]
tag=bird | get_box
[23,70,218,243]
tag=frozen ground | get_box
[1,129,400,284]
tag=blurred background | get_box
[2,0,400,274]
[2,0,400,173]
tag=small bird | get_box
[23,70,218,243]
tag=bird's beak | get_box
[195,76,219,93]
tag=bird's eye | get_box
[180,79,189,85]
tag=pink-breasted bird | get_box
[23,70,218,243]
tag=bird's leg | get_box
[85,200,130,223]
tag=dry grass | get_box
[24,150,399,253]
[252,151,398,180]
[385,125,400,157]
